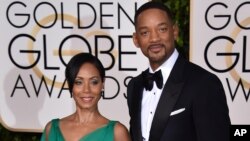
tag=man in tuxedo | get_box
[127,1,231,141]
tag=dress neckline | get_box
[56,119,112,141]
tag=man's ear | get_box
[133,32,140,48]
[173,24,179,40]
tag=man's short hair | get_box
[134,1,174,26]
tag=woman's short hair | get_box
[65,53,105,93]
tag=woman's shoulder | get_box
[113,121,128,132]
[113,121,131,141]
[44,118,59,130]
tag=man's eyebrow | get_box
[158,22,168,26]
[137,26,148,30]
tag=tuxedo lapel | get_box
[149,56,187,141]
[130,75,144,141]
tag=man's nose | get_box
[150,30,160,42]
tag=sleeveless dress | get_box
[40,119,117,141]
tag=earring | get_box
[101,88,104,97]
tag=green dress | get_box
[40,119,117,141]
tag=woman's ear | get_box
[102,78,105,89]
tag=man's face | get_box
[133,8,178,70]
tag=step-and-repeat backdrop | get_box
[0,0,249,132]
[0,0,147,132]
[190,0,250,124]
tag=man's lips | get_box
[148,44,163,52]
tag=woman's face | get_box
[72,62,103,110]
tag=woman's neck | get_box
[73,108,101,125]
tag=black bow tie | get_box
[142,69,163,91]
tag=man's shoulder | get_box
[128,73,142,84]
[185,60,221,83]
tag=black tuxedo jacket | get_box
[127,56,230,141]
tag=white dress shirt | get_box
[141,49,179,141]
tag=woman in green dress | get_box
[41,53,131,141]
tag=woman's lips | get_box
[81,96,93,102]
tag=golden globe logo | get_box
[225,17,250,90]
[27,14,112,89]
[1,0,146,131]
[204,2,250,102]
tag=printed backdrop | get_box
[190,0,250,124]
[0,0,249,132]
[0,0,147,132]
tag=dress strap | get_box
[108,120,117,127]
[50,118,65,140]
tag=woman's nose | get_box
[82,83,90,92]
